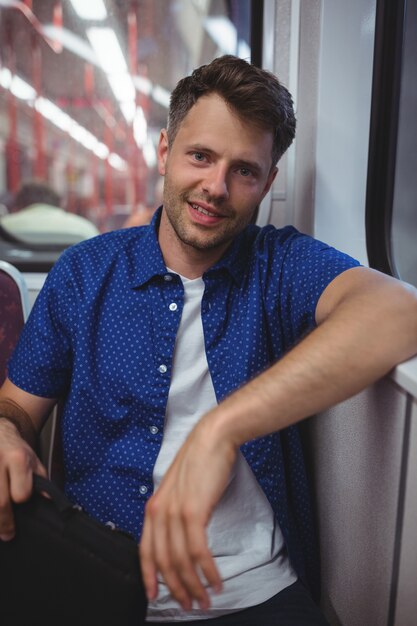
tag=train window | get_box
[390,0,417,287]
[366,0,417,288]
[0,0,256,271]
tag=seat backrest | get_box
[0,260,29,386]
[0,262,58,479]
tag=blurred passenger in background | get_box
[122,178,164,229]
[0,190,14,216]
[0,180,99,245]
[122,204,155,229]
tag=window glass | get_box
[0,0,251,264]
[390,0,417,287]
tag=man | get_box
[0,56,417,625]
[0,180,99,244]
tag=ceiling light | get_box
[238,40,251,60]
[107,73,135,103]
[108,153,127,171]
[69,124,99,151]
[133,107,147,147]
[204,17,250,61]
[0,66,126,171]
[119,101,136,124]
[204,17,237,55]
[94,143,109,159]
[152,85,170,109]
[69,0,107,21]
[11,75,36,101]
[0,67,12,89]
[143,138,157,168]
[43,25,98,65]
[87,27,128,74]
[133,75,152,97]
[36,98,72,132]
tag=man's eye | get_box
[193,152,205,161]
[239,168,251,177]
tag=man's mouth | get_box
[186,199,231,227]
[190,203,220,217]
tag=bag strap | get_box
[33,474,74,514]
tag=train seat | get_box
[0,260,61,480]
[0,260,29,385]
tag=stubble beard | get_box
[162,179,253,253]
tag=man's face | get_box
[157,94,277,258]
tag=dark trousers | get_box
[148,581,329,625]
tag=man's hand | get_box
[140,415,237,611]
[0,419,47,541]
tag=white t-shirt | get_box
[147,274,296,622]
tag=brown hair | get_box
[167,55,296,166]
[15,180,61,210]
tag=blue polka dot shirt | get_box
[8,208,359,596]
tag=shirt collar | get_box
[128,207,167,288]
[129,206,252,288]
[203,227,251,287]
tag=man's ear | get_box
[157,129,169,176]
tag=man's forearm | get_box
[204,276,417,448]
[0,399,38,449]
[0,378,58,450]
[0,391,50,542]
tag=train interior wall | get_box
[264,1,417,625]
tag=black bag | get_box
[0,474,148,626]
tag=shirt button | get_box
[150,425,159,435]
[169,302,178,311]
[164,274,173,281]
[158,364,167,373]
[105,521,116,530]
[139,485,148,495]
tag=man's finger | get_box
[169,512,210,609]
[141,502,193,610]
[152,504,193,610]
[0,501,14,540]
[0,470,15,540]
[7,447,47,503]
[33,458,48,479]
[185,514,222,594]
[140,515,158,601]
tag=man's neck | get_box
[161,241,223,280]
[158,211,228,279]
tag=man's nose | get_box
[202,165,229,200]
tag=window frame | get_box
[250,0,264,67]
[365,0,407,275]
